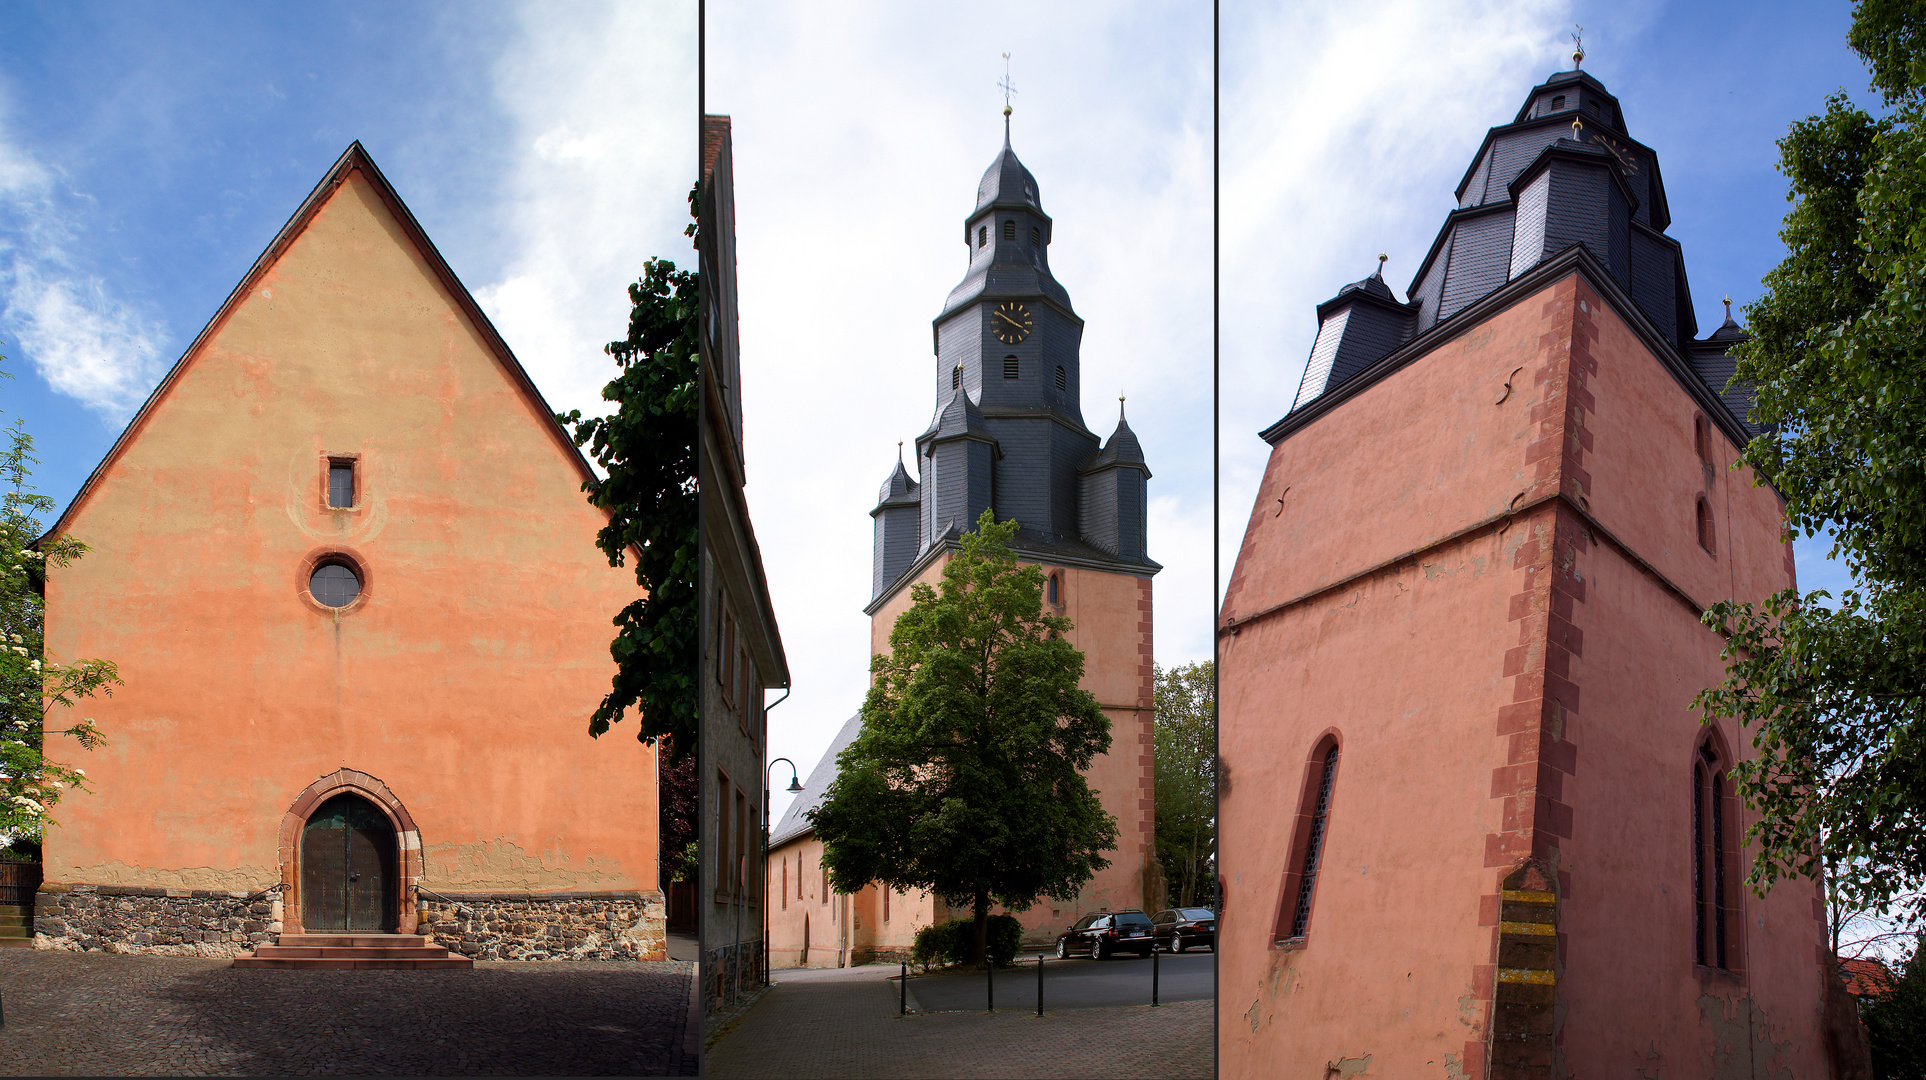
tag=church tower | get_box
[866,117,1162,938]
[1218,69,1837,1076]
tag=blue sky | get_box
[1220,0,1876,602]
[0,0,695,528]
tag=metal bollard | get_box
[1152,942,1160,1006]
[987,953,994,1012]
[1036,953,1044,1017]
[900,959,907,1015]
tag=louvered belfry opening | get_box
[1003,355,1019,379]
[1279,742,1340,942]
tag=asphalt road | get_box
[906,950,1214,1013]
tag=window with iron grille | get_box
[1003,355,1019,379]
[1277,742,1339,942]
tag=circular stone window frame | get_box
[297,546,371,616]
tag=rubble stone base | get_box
[414,890,666,961]
[35,883,282,957]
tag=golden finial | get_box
[1723,295,1733,321]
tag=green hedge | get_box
[911,915,1024,969]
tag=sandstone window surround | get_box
[1274,734,1342,949]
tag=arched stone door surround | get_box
[279,769,422,934]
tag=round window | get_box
[309,562,361,608]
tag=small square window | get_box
[328,461,356,508]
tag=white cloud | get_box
[472,0,699,423]
[0,120,166,419]
[1219,0,1575,584]
[710,0,1212,825]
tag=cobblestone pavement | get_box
[705,964,1212,1079]
[0,949,695,1076]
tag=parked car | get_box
[1054,910,1156,960]
[1151,907,1216,952]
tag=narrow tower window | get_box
[1696,498,1715,554]
[1047,572,1060,605]
[1550,94,1566,112]
[782,860,788,910]
[1003,220,1016,241]
[1693,743,1733,969]
[1003,355,1019,379]
[327,459,356,508]
[1694,415,1711,465]
[1277,741,1340,942]
[1031,226,1040,246]
[977,225,987,248]
[1055,365,1067,392]
[952,364,963,390]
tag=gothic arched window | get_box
[1047,572,1060,605]
[1275,737,1340,944]
[1693,741,1736,969]
[1697,497,1715,554]
[1003,220,1016,241]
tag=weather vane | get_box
[999,53,1018,117]
[1571,26,1585,70]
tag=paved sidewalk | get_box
[0,949,695,1075]
[705,964,1212,1079]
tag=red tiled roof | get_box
[1839,956,1897,998]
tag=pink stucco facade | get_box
[38,150,661,958]
[1218,273,1830,1076]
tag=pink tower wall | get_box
[1218,273,1829,1077]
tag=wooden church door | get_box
[301,793,397,933]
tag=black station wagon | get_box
[1054,909,1156,960]
[1151,907,1216,952]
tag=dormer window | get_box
[1003,355,1019,379]
[977,225,987,248]
[1003,220,1016,241]
[1549,94,1566,112]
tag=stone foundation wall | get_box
[851,945,912,966]
[34,883,282,958]
[414,890,666,961]
[706,940,767,1009]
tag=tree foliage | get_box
[0,365,116,842]
[1695,1,1926,922]
[1863,940,1926,1079]
[809,511,1117,966]
[1153,661,1214,908]
[558,187,700,757]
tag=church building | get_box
[1218,67,1838,1076]
[767,117,1161,965]
[34,144,665,964]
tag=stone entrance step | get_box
[233,932,473,970]
[0,904,31,948]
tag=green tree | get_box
[1863,941,1926,1079]
[558,187,699,757]
[1154,661,1214,908]
[1695,1,1926,925]
[0,365,116,844]
[810,511,1118,966]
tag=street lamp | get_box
[765,757,802,987]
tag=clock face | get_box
[1591,133,1640,174]
[991,301,1033,344]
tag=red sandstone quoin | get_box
[36,144,663,962]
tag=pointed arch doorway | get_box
[301,793,397,932]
